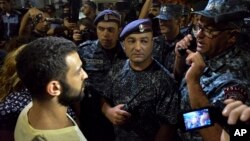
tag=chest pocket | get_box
[84,58,105,71]
[3,16,19,24]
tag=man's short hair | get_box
[16,37,77,99]
[84,1,97,10]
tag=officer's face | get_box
[159,18,180,36]
[58,52,88,106]
[195,16,236,58]
[97,21,120,49]
[123,32,153,67]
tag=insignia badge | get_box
[104,14,109,21]
[139,24,144,32]
[224,85,247,103]
[161,6,167,12]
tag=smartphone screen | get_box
[179,107,214,132]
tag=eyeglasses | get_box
[193,24,234,38]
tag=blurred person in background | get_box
[60,3,71,19]
[0,49,6,67]
[0,45,31,141]
[19,8,51,40]
[153,4,186,75]
[80,1,97,22]
[0,0,22,48]
[72,17,97,45]
[180,5,191,29]
[139,0,161,37]
[44,4,56,18]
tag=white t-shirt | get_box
[14,102,87,141]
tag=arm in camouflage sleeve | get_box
[185,50,223,141]
[101,98,131,126]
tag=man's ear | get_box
[121,41,125,50]
[46,81,61,96]
[228,29,240,46]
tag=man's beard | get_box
[58,80,84,106]
[148,13,155,19]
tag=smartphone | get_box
[178,107,215,132]
[178,24,197,56]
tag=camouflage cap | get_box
[155,4,182,20]
[193,0,250,23]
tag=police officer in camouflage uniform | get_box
[78,10,126,141]
[174,0,250,141]
[101,19,179,141]
[153,4,186,75]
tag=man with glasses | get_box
[174,0,250,141]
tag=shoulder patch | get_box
[78,40,96,49]
[85,58,104,64]
[224,85,248,103]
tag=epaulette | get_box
[78,40,96,49]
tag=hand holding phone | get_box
[177,25,197,56]
[178,107,214,132]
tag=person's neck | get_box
[129,58,153,71]
[28,100,74,130]
[86,12,96,20]
[90,12,96,18]
[99,41,117,50]
[164,29,179,41]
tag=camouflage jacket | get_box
[102,59,179,141]
[78,40,127,93]
[153,33,185,73]
[178,46,250,141]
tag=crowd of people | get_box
[1,0,250,141]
